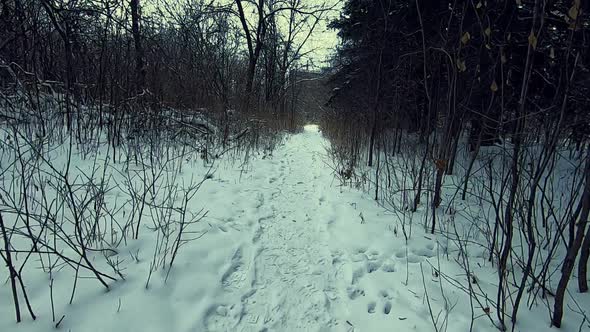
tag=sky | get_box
[225,0,342,69]
[148,0,341,69]
[294,0,342,68]
[142,0,344,69]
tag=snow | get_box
[1,125,588,332]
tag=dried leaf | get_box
[550,47,555,59]
[435,159,447,170]
[501,54,507,64]
[461,31,471,44]
[568,5,579,20]
[516,0,522,5]
[528,32,537,49]
[457,59,466,72]
[484,27,491,37]
[490,80,498,92]
[476,1,482,9]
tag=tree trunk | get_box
[579,225,590,293]
[40,0,75,129]
[552,149,590,327]
[369,48,384,167]
[130,0,145,93]
[0,212,21,322]
[236,0,266,109]
[368,116,377,167]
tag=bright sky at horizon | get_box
[149,0,341,69]
[227,0,342,69]
[297,0,341,69]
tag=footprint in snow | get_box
[221,247,249,292]
[203,304,240,331]
[384,301,392,314]
[347,286,365,300]
[367,301,376,314]
[366,260,382,273]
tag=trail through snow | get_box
[205,125,344,331]
[201,125,446,332]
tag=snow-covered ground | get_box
[1,124,588,332]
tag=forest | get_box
[0,0,589,331]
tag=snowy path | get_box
[205,128,342,331]
[202,126,442,332]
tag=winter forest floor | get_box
[1,124,588,332]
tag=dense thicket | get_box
[326,0,589,329]
[328,0,589,156]
[0,0,332,138]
